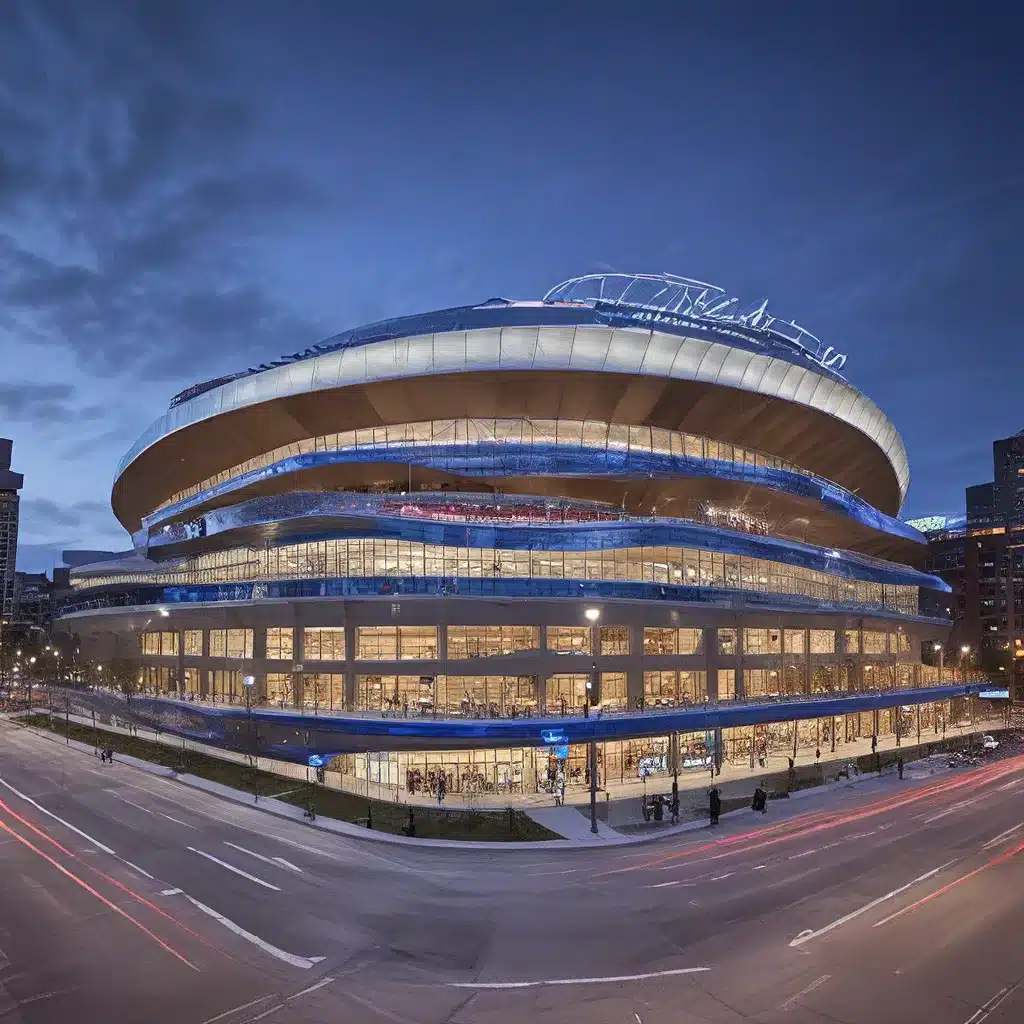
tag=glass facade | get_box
[208,629,253,659]
[303,627,343,660]
[266,627,294,660]
[70,537,922,617]
[141,631,178,656]
[446,625,539,659]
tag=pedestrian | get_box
[871,734,877,754]
[708,786,721,827]
[670,793,680,825]
[753,781,768,814]
[437,771,447,805]
[898,755,904,780]
[815,747,821,763]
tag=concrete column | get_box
[627,624,645,708]
[200,629,210,698]
[537,626,548,711]
[734,663,746,700]
[292,614,305,708]
[704,627,720,701]
[344,613,356,709]
[176,629,185,698]
[251,627,267,703]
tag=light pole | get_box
[243,675,258,802]
[933,643,944,681]
[583,607,601,834]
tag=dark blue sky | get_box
[2,1,1021,571]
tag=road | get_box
[1,720,1023,1024]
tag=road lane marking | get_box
[710,873,734,881]
[873,840,1024,930]
[273,857,303,874]
[187,847,282,891]
[122,859,154,880]
[527,869,578,876]
[964,977,1024,1023]
[107,792,154,815]
[781,974,831,1011]
[752,864,767,870]
[161,888,183,896]
[923,800,973,824]
[983,822,1024,849]
[178,893,322,969]
[789,842,842,860]
[200,995,276,1024]
[289,977,334,1000]
[644,880,695,889]
[0,776,116,855]
[157,811,199,830]
[224,841,291,871]
[789,859,957,947]
[847,831,877,840]
[448,967,711,988]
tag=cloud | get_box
[0,382,105,426]
[20,497,117,534]
[0,0,321,382]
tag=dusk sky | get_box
[2,1,1022,573]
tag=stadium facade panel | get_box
[57,273,971,801]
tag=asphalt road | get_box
[1,719,1023,1024]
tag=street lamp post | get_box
[243,675,258,802]
[933,643,944,681]
[583,608,601,835]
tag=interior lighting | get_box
[584,608,601,622]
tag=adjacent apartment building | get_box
[0,439,23,624]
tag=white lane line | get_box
[923,800,973,824]
[107,792,154,815]
[789,859,958,948]
[248,1003,286,1022]
[0,776,116,854]
[157,811,199,830]
[847,831,877,840]
[997,779,1023,791]
[448,966,711,989]
[710,872,734,881]
[122,859,154,880]
[187,847,281,891]
[752,864,767,871]
[527,869,578,877]
[289,977,334,1000]
[224,840,289,870]
[965,977,1024,1023]
[983,822,1024,850]
[200,995,276,1024]
[781,974,831,1011]
[160,888,183,896]
[178,893,322,969]
[273,857,303,874]
[788,842,842,860]
[644,880,691,889]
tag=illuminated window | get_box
[599,672,627,708]
[356,626,437,660]
[208,629,253,659]
[718,629,738,656]
[266,673,293,705]
[599,626,630,656]
[809,630,835,654]
[266,627,295,660]
[446,626,539,659]
[302,673,345,709]
[844,629,861,654]
[643,628,703,656]
[862,631,887,655]
[303,627,344,661]
[717,669,736,700]
[547,627,591,655]
[784,630,805,655]
[744,628,781,655]
[183,630,202,656]
[141,631,178,656]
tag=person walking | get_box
[708,786,721,827]
[437,771,447,805]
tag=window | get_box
[744,628,781,655]
[599,626,630,656]
[356,626,437,660]
[303,627,344,660]
[266,627,295,660]
[643,628,703,656]
[184,630,202,656]
[547,627,591,655]
[546,674,589,711]
[266,672,293,706]
[446,625,539,659]
[183,668,200,696]
[599,672,627,708]
[718,629,738,656]
[863,631,887,655]
[434,675,535,714]
[210,670,243,703]
[303,673,345,709]
[809,629,835,654]
[208,629,253,659]
[844,629,861,654]
[643,670,707,703]
[717,669,736,700]
[784,630,805,654]
[141,631,178,656]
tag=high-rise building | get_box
[918,430,1024,701]
[0,439,23,624]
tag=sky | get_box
[2,0,1022,573]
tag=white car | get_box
[982,735,999,751]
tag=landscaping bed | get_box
[22,714,559,842]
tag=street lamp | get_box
[582,608,601,835]
[243,675,258,801]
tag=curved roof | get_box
[113,322,909,531]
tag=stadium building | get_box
[55,273,984,799]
